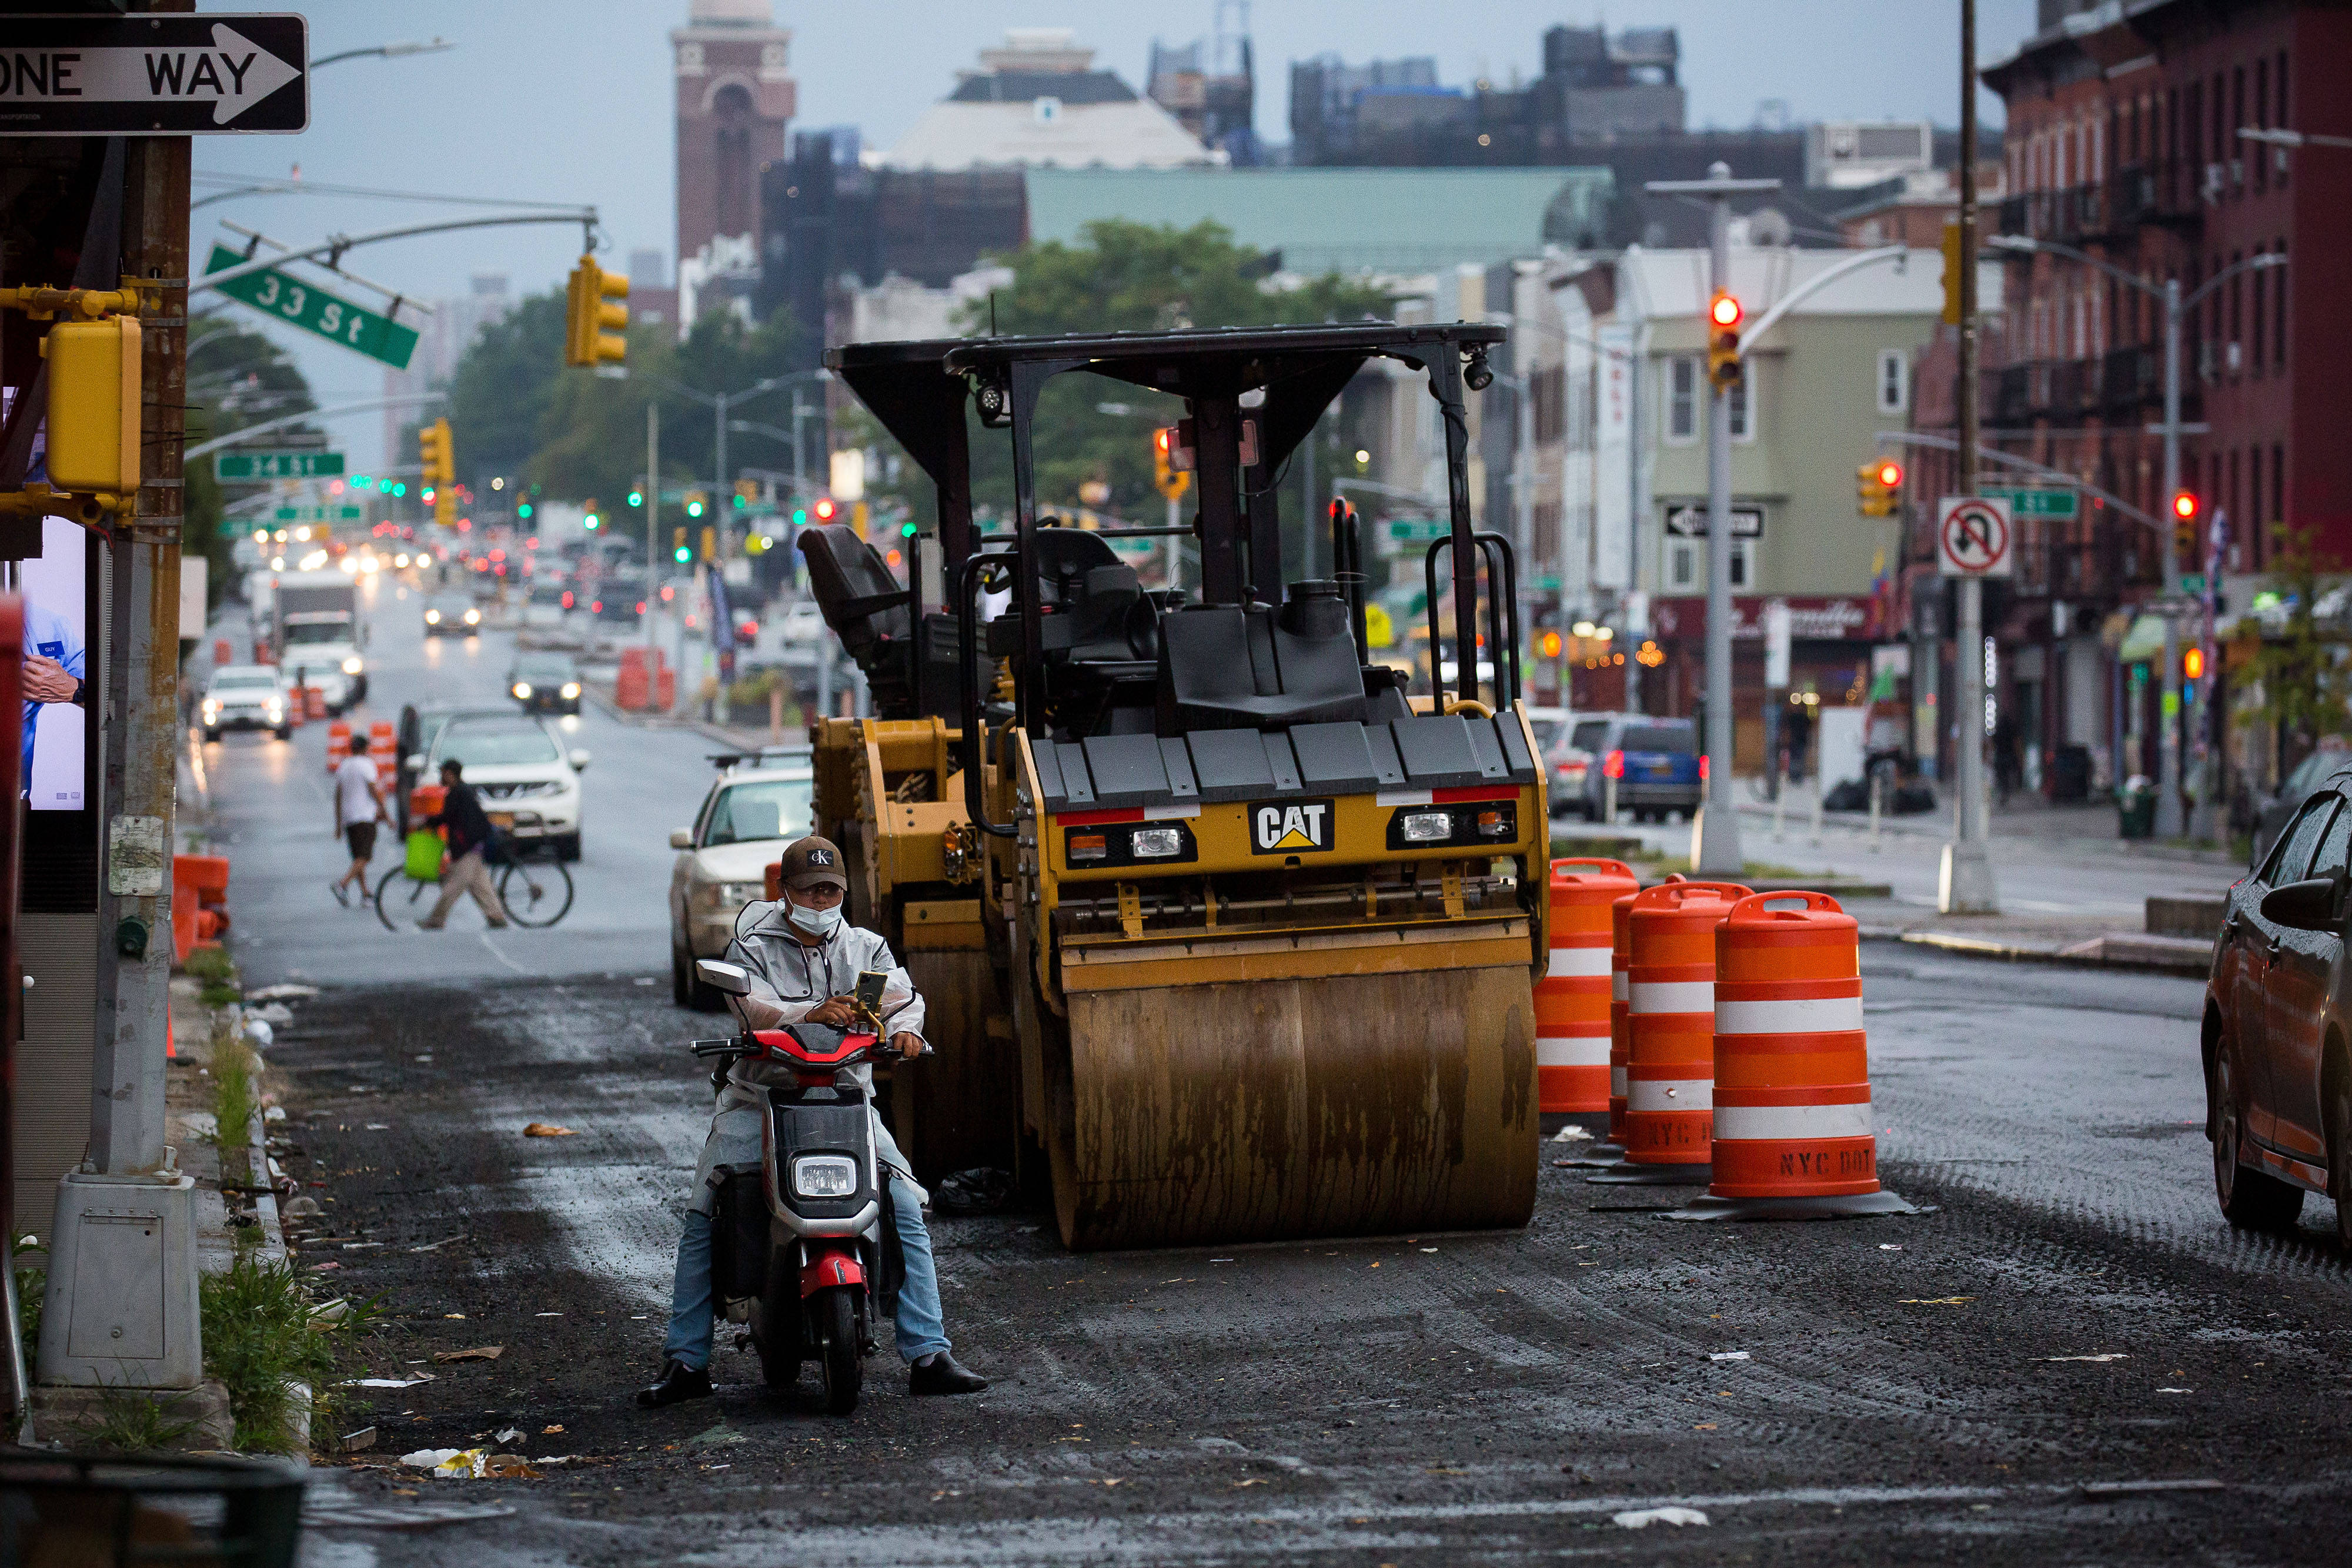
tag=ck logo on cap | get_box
[807,848,834,867]
[1251,798,1334,854]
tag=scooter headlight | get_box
[791,1154,860,1199]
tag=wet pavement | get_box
[199,575,2349,1564]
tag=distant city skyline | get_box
[191,1,2034,466]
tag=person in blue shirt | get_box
[21,596,85,798]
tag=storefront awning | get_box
[2116,613,2167,664]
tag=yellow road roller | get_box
[802,322,1547,1251]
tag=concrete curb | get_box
[1872,928,2209,979]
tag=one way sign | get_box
[0,15,307,136]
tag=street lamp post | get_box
[1988,237,2284,840]
[1643,162,1780,874]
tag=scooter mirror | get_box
[696,959,753,997]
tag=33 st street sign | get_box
[204,245,419,370]
[0,15,308,135]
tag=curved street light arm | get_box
[187,393,446,460]
[1736,245,1907,352]
[192,212,600,297]
[1876,429,2157,530]
[2182,250,2287,313]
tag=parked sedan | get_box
[669,755,815,1008]
[2206,764,2352,1246]
[505,653,583,716]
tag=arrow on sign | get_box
[0,24,302,127]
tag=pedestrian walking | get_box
[417,758,509,930]
[330,733,392,907]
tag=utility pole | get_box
[2158,274,2184,840]
[40,125,209,1398]
[1644,162,1778,876]
[645,401,659,649]
[1940,0,2000,914]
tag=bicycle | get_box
[375,809,574,930]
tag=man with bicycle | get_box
[637,835,987,1407]
[417,758,509,930]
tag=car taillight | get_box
[634,601,647,614]
[590,600,603,613]
[1603,750,1625,780]
[1699,754,1710,781]
[561,591,574,609]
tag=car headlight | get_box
[1399,810,1454,842]
[1131,825,1183,858]
[560,682,580,700]
[341,656,364,676]
[513,683,533,699]
[697,880,763,911]
[264,702,283,719]
[463,609,480,625]
[791,1155,860,1199]
[394,553,410,567]
[425,609,440,624]
[201,700,219,716]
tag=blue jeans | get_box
[662,1170,950,1370]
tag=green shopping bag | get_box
[405,828,446,882]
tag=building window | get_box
[1876,349,1909,413]
[2274,242,2288,370]
[2273,441,2286,532]
[1666,356,1698,442]
[1729,375,1753,442]
[1663,533,1753,593]
[1033,96,1062,124]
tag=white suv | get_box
[426,713,590,862]
[200,665,291,741]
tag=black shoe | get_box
[908,1351,987,1396]
[634,1359,711,1408]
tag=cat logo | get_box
[1251,798,1335,854]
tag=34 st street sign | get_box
[0,15,308,135]
[216,450,343,481]
[204,245,419,369]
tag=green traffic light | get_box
[583,514,599,530]
[391,482,406,497]
[673,546,691,563]
[686,500,704,519]
[732,494,746,509]
[353,474,373,489]
[900,521,917,537]
[627,490,644,507]
[791,507,807,526]
[517,502,533,519]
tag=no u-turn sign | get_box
[1936,496,2014,578]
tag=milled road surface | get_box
[270,949,2352,1566]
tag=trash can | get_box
[2052,744,2093,804]
[2118,775,2156,840]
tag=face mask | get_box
[786,898,843,938]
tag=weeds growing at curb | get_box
[210,1039,257,1151]
[85,1379,201,1453]
[201,1249,373,1454]
[12,1233,42,1360]
[181,946,235,986]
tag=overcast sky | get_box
[193,1,2037,464]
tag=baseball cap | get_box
[779,835,848,892]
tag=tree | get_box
[182,316,316,609]
[2238,525,2352,785]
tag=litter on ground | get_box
[1614,1506,1710,1529]
[432,1346,505,1364]
[524,1123,578,1138]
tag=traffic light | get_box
[1538,629,1563,660]
[627,488,644,508]
[1152,426,1192,500]
[2183,646,2206,681]
[517,502,533,520]
[700,524,717,563]
[1706,292,1743,390]
[563,255,629,369]
[581,499,599,531]
[813,497,837,523]
[684,490,706,520]
[1857,458,1903,517]
[416,417,457,527]
[672,527,691,564]
[2171,490,2200,564]
[734,478,757,510]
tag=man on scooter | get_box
[638,834,990,1407]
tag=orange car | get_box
[2206,773,2352,1246]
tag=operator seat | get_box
[796,523,917,714]
[1156,579,1368,734]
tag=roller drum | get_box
[1043,967,1538,1251]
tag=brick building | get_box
[671,0,795,329]
[1903,0,2352,806]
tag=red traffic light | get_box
[813,497,838,523]
[2170,490,2200,521]
[1874,459,1903,489]
[1708,292,1743,329]
[1154,427,1172,456]
[2183,646,2206,680]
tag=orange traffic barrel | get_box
[326,720,352,770]
[213,638,231,666]
[1535,858,1634,1121]
[1666,892,1923,1221]
[305,686,327,720]
[371,721,399,786]
[1588,880,1749,1186]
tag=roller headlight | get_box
[341,656,364,676]
[1131,826,1183,858]
[791,1155,859,1199]
[1400,810,1453,843]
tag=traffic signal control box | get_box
[44,314,142,499]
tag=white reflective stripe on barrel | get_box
[1714,995,1865,1035]
[1536,1038,1611,1068]
[1545,945,1613,978]
[1712,1101,1876,1141]
[1626,1078,1713,1112]
[1611,972,1629,1002]
[1629,980,1712,1015]
[1610,1066,1628,1096]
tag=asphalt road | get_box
[263,950,2351,1564]
[202,579,2349,1563]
